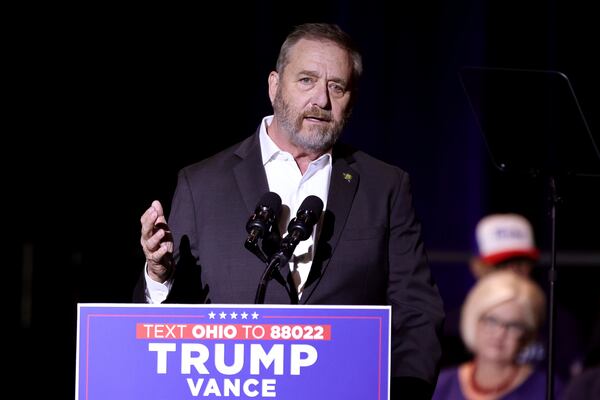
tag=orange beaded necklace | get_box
[470,363,520,395]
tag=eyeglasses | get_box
[479,315,529,337]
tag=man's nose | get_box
[311,82,331,109]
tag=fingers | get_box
[140,200,174,282]
[151,200,167,224]
[147,240,173,265]
[140,201,165,240]
[144,227,166,253]
[146,241,175,283]
[151,200,164,215]
[140,200,173,258]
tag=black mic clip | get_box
[244,192,282,263]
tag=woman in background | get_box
[433,270,565,399]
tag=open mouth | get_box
[304,114,331,122]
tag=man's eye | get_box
[329,84,346,96]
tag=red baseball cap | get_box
[476,214,540,265]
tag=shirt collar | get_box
[259,115,280,166]
[259,115,332,168]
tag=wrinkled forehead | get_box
[284,38,353,79]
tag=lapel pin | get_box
[342,172,353,183]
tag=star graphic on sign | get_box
[241,312,249,319]
[251,312,259,320]
[208,311,216,319]
[230,312,238,319]
[219,312,227,319]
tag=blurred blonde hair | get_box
[460,270,546,352]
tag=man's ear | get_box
[268,71,279,105]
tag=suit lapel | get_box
[233,132,270,214]
[302,148,359,303]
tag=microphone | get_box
[271,195,324,267]
[244,191,282,262]
[255,195,324,304]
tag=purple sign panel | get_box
[76,304,390,399]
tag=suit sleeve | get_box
[387,169,445,386]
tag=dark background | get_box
[8,1,599,397]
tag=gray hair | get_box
[275,23,363,90]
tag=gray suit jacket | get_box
[135,130,444,385]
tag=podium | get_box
[76,303,391,400]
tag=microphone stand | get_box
[254,241,299,305]
[254,257,282,304]
[545,176,560,400]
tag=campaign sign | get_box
[76,304,390,400]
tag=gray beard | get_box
[273,91,347,154]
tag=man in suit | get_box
[137,22,444,399]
